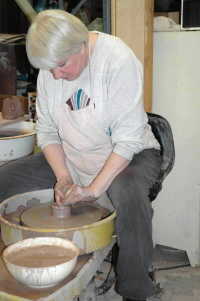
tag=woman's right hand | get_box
[54,178,74,205]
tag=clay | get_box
[5,245,76,267]
[51,203,72,219]
[0,130,29,138]
[2,96,25,120]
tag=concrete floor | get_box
[88,245,199,301]
[151,245,199,301]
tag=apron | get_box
[55,91,114,210]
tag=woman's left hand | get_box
[60,184,97,205]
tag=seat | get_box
[147,112,175,201]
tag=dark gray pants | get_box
[108,149,161,300]
[0,152,56,200]
[0,149,161,300]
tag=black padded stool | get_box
[147,112,175,202]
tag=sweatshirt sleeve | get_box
[107,53,149,160]
[36,71,61,149]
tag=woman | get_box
[0,9,161,301]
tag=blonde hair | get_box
[26,9,89,70]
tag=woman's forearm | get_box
[89,152,130,198]
[43,144,73,183]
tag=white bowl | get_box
[0,121,36,161]
[2,237,79,289]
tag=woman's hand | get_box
[56,184,97,206]
[54,178,74,205]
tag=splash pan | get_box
[0,189,116,254]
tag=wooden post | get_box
[111,0,154,112]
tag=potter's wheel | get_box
[0,189,116,254]
[20,203,109,229]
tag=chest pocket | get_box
[66,88,91,111]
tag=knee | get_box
[107,170,137,209]
[107,166,150,211]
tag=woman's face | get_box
[50,45,88,81]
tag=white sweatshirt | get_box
[36,32,160,161]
